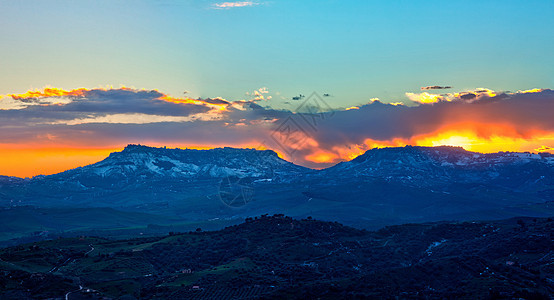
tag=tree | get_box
[517,219,526,230]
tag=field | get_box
[1,214,553,299]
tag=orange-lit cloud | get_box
[2,86,554,176]
[405,92,446,104]
[519,88,545,94]
[1,87,82,110]
[157,94,229,111]
[9,87,89,99]
[405,88,499,104]
[276,88,554,168]
[536,145,554,152]
[2,85,142,101]
[0,86,139,110]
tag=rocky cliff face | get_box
[322,146,554,191]
[50,144,309,183]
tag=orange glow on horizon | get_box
[1,86,553,175]
[1,131,553,177]
[301,124,554,166]
[305,151,340,164]
[0,147,120,178]
[158,95,229,111]
[0,142,289,178]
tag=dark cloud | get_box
[262,89,554,167]
[60,89,210,116]
[421,85,452,90]
[312,89,554,145]
[2,87,554,169]
[202,97,231,105]
[1,88,211,118]
[459,92,477,100]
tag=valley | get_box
[1,215,552,299]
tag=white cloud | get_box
[51,112,223,125]
[0,95,73,110]
[212,1,260,9]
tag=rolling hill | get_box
[1,215,552,299]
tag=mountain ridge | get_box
[51,144,308,181]
[1,144,553,233]
[5,144,554,180]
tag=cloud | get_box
[2,86,554,172]
[458,92,476,100]
[212,1,260,9]
[0,87,229,146]
[405,92,447,104]
[0,87,80,110]
[9,87,89,100]
[536,145,554,152]
[406,88,497,104]
[421,85,452,90]
[51,112,222,125]
[246,87,272,101]
[519,88,545,94]
[296,88,554,165]
[1,87,231,117]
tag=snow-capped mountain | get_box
[52,144,309,182]
[323,146,554,190]
[0,145,310,209]
[329,145,554,173]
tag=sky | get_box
[1,0,554,177]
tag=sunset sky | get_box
[1,0,553,177]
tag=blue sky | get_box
[1,0,553,108]
[1,1,554,177]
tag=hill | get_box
[0,215,552,299]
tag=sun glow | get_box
[1,86,553,176]
[158,95,229,111]
[414,131,525,153]
[305,151,340,164]
[0,146,120,178]
[301,128,554,165]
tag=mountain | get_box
[305,146,554,226]
[1,215,553,299]
[0,145,309,209]
[315,145,554,200]
[55,144,309,181]
[0,145,553,243]
[325,145,554,187]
